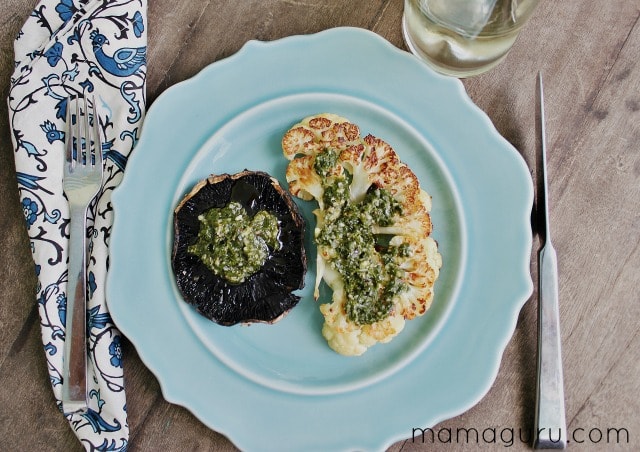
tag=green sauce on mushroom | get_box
[188,202,280,284]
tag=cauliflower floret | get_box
[282,113,442,356]
[282,113,360,160]
[392,235,442,320]
[285,154,322,201]
[321,299,406,356]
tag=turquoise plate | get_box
[108,27,533,451]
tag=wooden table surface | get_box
[1,1,639,450]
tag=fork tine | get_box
[82,96,89,166]
[91,96,103,169]
[65,96,73,167]
[74,97,81,165]
[64,95,104,173]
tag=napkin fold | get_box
[8,0,147,449]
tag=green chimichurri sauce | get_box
[188,202,280,284]
[314,149,408,325]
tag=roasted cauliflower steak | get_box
[282,113,442,356]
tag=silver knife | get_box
[534,72,567,449]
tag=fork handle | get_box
[61,203,89,414]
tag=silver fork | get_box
[61,96,103,415]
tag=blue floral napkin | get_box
[8,0,147,449]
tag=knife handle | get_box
[534,243,567,449]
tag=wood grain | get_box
[1,0,639,450]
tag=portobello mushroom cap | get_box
[172,170,306,325]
